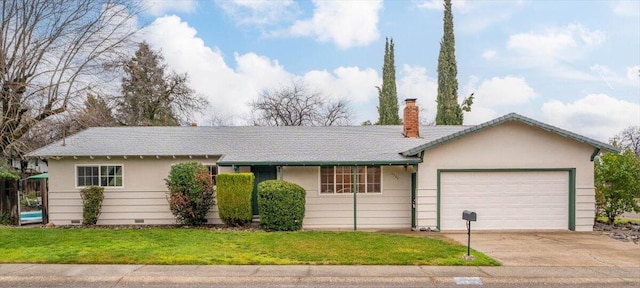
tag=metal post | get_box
[466,220,471,256]
[353,166,358,231]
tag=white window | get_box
[320,166,381,194]
[77,165,123,187]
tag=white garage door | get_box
[440,171,569,230]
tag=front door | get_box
[251,166,278,216]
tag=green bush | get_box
[258,180,306,231]
[595,149,640,224]
[216,173,254,227]
[165,162,215,226]
[80,186,104,225]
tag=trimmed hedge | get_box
[80,186,104,225]
[216,173,255,227]
[258,180,306,231]
[165,162,215,226]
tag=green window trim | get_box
[436,168,576,231]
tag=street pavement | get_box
[0,264,638,287]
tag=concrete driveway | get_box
[444,231,640,267]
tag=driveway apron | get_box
[443,231,640,267]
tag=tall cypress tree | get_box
[435,0,472,125]
[377,37,401,125]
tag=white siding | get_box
[283,166,411,229]
[416,121,597,232]
[47,157,222,225]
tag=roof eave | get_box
[401,113,620,156]
[216,159,422,167]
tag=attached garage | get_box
[438,170,573,230]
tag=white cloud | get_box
[612,0,640,17]
[459,75,536,125]
[507,24,604,63]
[141,15,386,125]
[463,106,499,125]
[482,50,496,59]
[541,94,640,142]
[303,67,380,104]
[627,66,640,80]
[141,0,196,16]
[472,76,537,106]
[281,0,382,49]
[505,23,605,80]
[396,65,438,123]
[416,0,471,13]
[215,0,299,26]
[141,16,291,123]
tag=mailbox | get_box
[462,210,477,222]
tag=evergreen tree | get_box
[435,0,473,125]
[118,42,206,126]
[376,38,401,125]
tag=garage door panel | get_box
[440,171,569,230]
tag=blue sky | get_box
[137,0,639,142]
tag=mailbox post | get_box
[462,210,477,257]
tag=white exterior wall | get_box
[282,166,411,229]
[416,121,596,232]
[47,157,222,225]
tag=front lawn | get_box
[0,227,499,266]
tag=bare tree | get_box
[250,81,351,126]
[117,42,206,126]
[18,93,118,155]
[613,126,640,156]
[0,0,138,159]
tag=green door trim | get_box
[436,168,576,231]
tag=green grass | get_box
[0,227,499,266]
[596,216,640,225]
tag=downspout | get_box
[353,166,358,231]
[411,165,418,230]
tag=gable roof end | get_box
[401,113,619,157]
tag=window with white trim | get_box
[77,165,123,187]
[320,166,381,194]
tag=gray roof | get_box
[401,113,618,156]
[27,125,467,165]
[28,113,615,165]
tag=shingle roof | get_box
[401,113,619,156]
[28,113,615,165]
[27,125,467,165]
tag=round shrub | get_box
[216,173,255,227]
[258,180,306,231]
[80,186,104,225]
[165,162,215,226]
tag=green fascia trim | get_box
[402,113,619,157]
[590,148,600,162]
[217,159,421,167]
[436,168,577,231]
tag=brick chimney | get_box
[403,98,419,138]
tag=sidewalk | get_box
[0,264,638,287]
